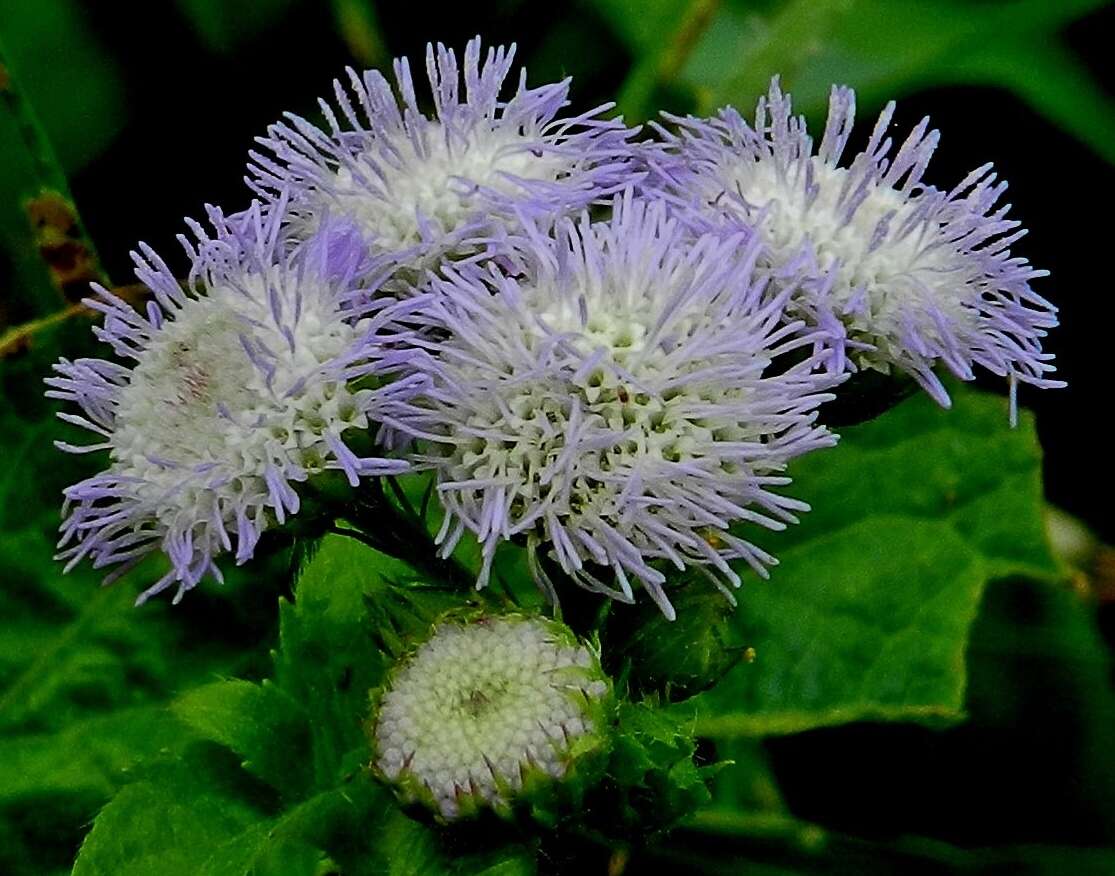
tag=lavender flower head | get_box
[650,78,1062,413]
[395,192,837,619]
[48,201,426,603]
[249,37,636,281]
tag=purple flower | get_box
[390,192,837,619]
[47,199,428,603]
[649,78,1063,416]
[249,37,638,282]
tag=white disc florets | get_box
[372,614,612,820]
[250,38,635,279]
[394,193,837,618]
[652,78,1061,408]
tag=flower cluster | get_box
[52,38,1060,614]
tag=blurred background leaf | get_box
[173,0,299,54]
[594,0,1115,168]
[0,0,121,323]
[0,0,123,172]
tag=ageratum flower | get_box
[47,201,428,604]
[650,78,1062,414]
[393,193,837,619]
[249,37,637,281]
[372,614,612,821]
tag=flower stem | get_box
[344,478,475,589]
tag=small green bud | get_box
[606,584,746,701]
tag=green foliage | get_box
[172,680,315,802]
[595,0,1115,165]
[70,752,269,876]
[692,386,1058,737]
[0,514,281,875]
[272,536,392,788]
[601,700,717,835]
[660,577,1115,873]
[71,536,538,875]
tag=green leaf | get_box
[0,520,284,875]
[273,534,396,789]
[71,752,267,876]
[0,708,185,876]
[940,38,1115,167]
[368,806,537,876]
[965,577,1115,825]
[172,680,314,802]
[0,0,125,173]
[71,742,390,876]
[694,386,1057,737]
[683,0,852,115]
[198,783,385,876]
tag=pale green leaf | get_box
[71,755,265,876]
[172,679,314,801]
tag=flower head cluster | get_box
[648,78,1062,410]
[395,194,837,618]
[371,614,612,820]
[48,202,426,602]
[250,37,636,282]
[51,38,1061,612]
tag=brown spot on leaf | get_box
[25,189,105,302]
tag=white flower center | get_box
[111,278,369,507]
[710,157,978,358]
[334,122,565,253]
[374,616,609,819]
[449,290,753,526]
